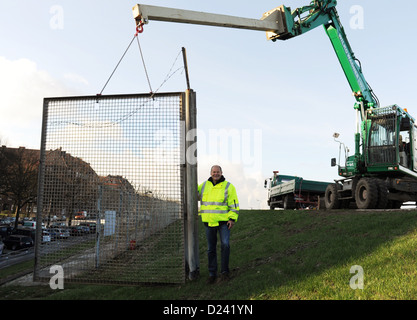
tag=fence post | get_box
[185,89,199,280]
[33,98,49,282]
[95,185,102,268]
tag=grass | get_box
[1,209,417,299]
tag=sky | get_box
[1,0,416,209]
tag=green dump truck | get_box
[265,171,330,210]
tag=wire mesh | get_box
[34,92,186,284]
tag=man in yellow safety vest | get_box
[198,165,239,283]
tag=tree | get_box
[44,149,99,227]
[0,147,39,229]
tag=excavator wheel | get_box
[324,183,341,209]
[374,179,389,209]
[355,178,378,209]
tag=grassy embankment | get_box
[1,209,417,299]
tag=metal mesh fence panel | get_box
[34,92,186,284]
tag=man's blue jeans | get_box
[205,223,230,277]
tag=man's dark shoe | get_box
[218,272,230,282]
[207,275,217,284]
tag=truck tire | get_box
[324,183,341,209]
[375,179,388,209]
[355,178,378,209]
[283,195,295,210]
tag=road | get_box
[0,247,34,269]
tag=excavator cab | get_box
[365,105,416,175]
[335,105,416,178]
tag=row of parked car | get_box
[0,222,97,253]
[0,235,33,253]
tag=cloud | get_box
[64,73,89,86]
[0,56,71,148]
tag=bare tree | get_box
[0,147,39,229]
[44,149,99,226]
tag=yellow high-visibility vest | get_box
[198,179,239,227]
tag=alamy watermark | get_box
[161,122,264,171]
[349,265,364,290]
[50,5,64,30]
[349,5,364,30]
[49,265,64,289]
[193,127,262,170]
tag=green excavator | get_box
[133,0,417,209]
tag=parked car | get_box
[22,221,36,228]
[13,227,50,243]
[3,235,34,250]
[0,217,14,225]
[0,225,13,239]
[0,237,4,255]
[79,222,96,233]
[50,222,67,228]
[69,225,90,236]
[48,228,70,240]
[42,231,51,243]
[13,227,36,241]
[22,220,46,229]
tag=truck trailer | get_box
[265,171,330,210]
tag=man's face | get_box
[210,166,222,183]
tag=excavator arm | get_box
[263,1,377,110]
